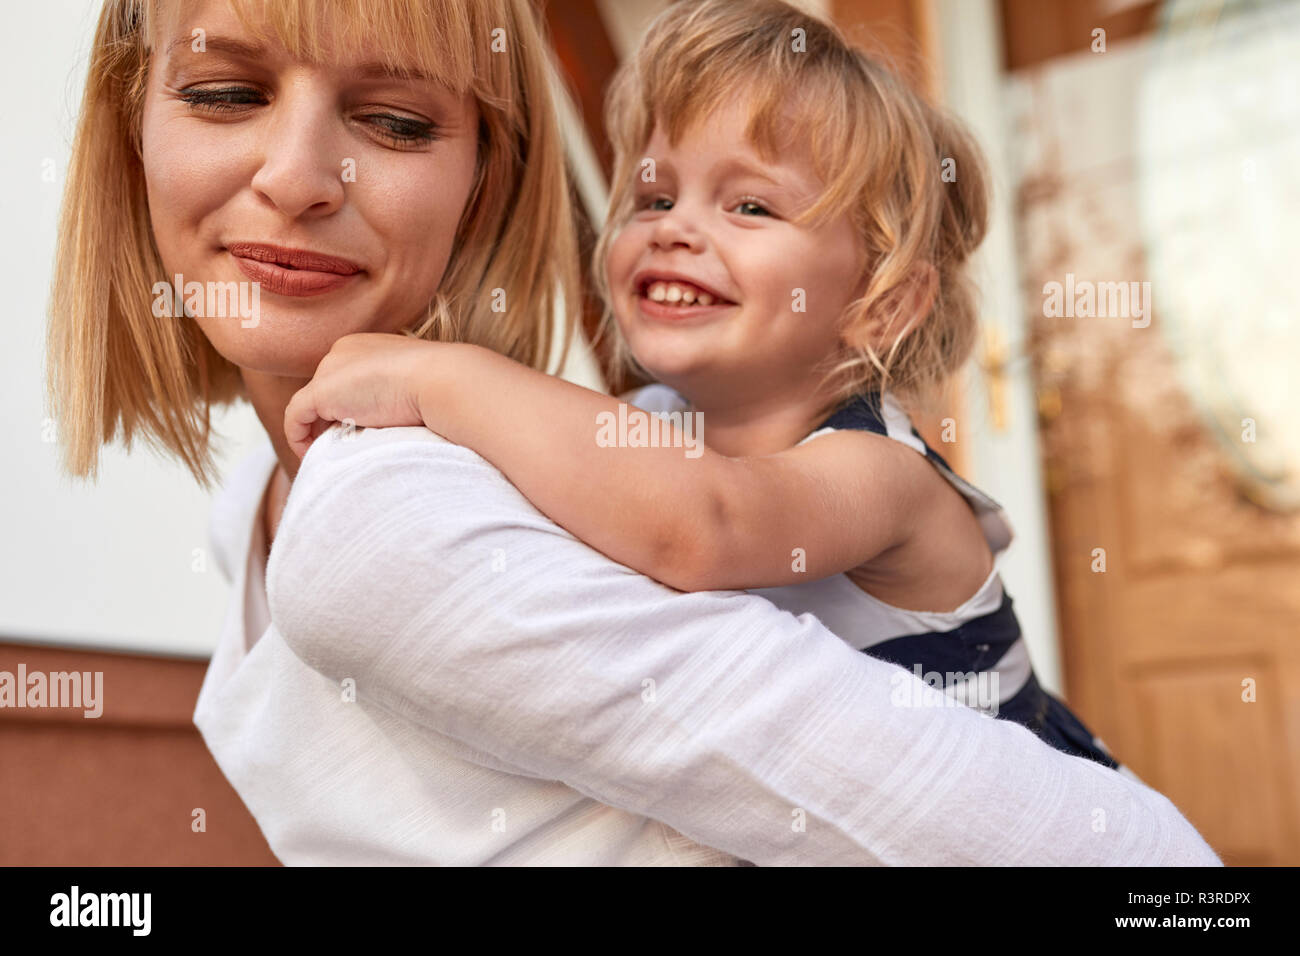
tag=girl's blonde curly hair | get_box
[592,0,989,417]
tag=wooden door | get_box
[1038,375,1300,864]
[1009,33,1300,863]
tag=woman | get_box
[47,0,1218,865]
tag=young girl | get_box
[285,0,1123,771]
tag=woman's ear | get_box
[841,263,938,352]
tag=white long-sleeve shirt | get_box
[196,423,1220,865]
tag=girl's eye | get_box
[637,196,673,212]
[733,199,772,217]
[178,85,266,112]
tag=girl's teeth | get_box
[643,280,723,307]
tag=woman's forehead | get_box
[151,0,477,90]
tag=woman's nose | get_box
[250,87,347,220]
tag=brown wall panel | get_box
[0,642,278,866]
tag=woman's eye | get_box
[178,85,266,112]
[178,86,439,149]
[359,114,441,147]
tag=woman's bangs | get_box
[157,0,487,93]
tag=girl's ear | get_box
[841,263,938,352]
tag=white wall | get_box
[0,0,266,658]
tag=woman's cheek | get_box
[369,158,472,282]
[142,115,238,244]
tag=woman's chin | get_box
[198,329,329,380]
[194,311,381,379]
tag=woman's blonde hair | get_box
[47,0,580,484]
[592,0,988,415]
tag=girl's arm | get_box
[285,332,927,591]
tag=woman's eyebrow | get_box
[354,62,436,82]
[164,33,435,84]
[165,34,266,60]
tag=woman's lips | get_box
[227,242,362,297]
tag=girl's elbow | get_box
[650,548,724,592]
[635,482,736,591]
[650,517,734,591]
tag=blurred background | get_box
[1,0,1296,865]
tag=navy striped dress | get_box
[630,384,1124,772]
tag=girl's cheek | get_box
[605,228,639,287]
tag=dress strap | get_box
[801,391,1015,556]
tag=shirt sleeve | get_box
[266,424,1221,866]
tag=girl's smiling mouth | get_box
[632,270,739,320]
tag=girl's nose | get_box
[649,202,705,252]
[250,85,347,220]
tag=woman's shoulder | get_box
[296,422,494,472]
[266,423,535,658]
[308,422,451,455]
[282,423,525,529]
[289,424,500,501]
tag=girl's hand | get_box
[284,332,446,459]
